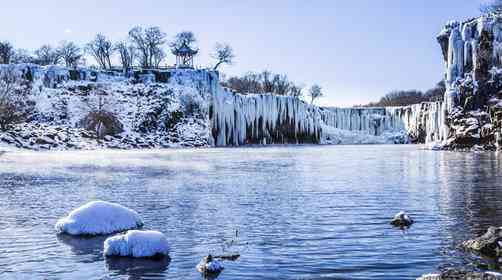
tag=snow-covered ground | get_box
[0,65,212,151]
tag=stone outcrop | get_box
[463,226,502,258]
[436,14,502,150]
[417,269,502,280]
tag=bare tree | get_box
[212,43,234,70]
[128,27,149,68]
[58,41,82,67]
[152,47,166,68]
[289,84,304,98]
[272,74,291,96]
[224,73,262,94]
[308,84,323,104]
[223,70,305,97]
[129,26,166,68]
[11,49,35,64]
[86,34,113,69]
[0,67,28,130]
[0,41,14,64]
[34,45,61,65]
[481,0,502,14]
[170,31,197,49]
[261,71,274,93]
[115,41,136,70]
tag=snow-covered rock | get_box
[55,201,143,235]
[196,255,224,274]
[390,211,414,227]
[104,230,170,258]
[431,12,502,151]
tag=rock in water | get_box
[463,226,502,257]
[104,230,170,258]
[55,201,143,235]
[417,268,502,280]
[390,211,414,227]
[197,255,224,275]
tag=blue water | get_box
[1,145,502,279]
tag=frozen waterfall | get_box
[210,86,447,146]
[211,88,322,146]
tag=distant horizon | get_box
[0,1,489,107]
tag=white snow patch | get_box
[55,201,143,235]
[104,230,170,258]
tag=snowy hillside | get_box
[0,64,212,150]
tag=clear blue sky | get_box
[0,0,486,106]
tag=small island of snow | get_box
[104,230,170,258]
[55,201,143,235]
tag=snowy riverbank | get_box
[0,64,449,151]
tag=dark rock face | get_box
[436,15,502,151]
[475,30,494,84]
[417,269,502,280]
[443,109,495,150]
[463,226,502,258]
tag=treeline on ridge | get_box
[363,81,445,107]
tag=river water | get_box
[1,145,502,279]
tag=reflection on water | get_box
[106,256,171,280]
[0,146,502,279]
[57,234,108,261]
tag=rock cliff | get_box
[437,13,502,150]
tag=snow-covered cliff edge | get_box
[0,64,450,151]
[436,13,502,150]
[0,64,213,150]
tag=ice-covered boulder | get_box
[390,211,414,227]
[104,230,170,258]
[55,201,143,235]
[196,255,224,275]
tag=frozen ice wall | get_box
[387,102,447,143]
[210,84,447,146]
[211,87,322,146]
[438,14,502,111]
[320,107,404,136]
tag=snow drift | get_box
[104,230,170,258]
[55,201,143,235]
